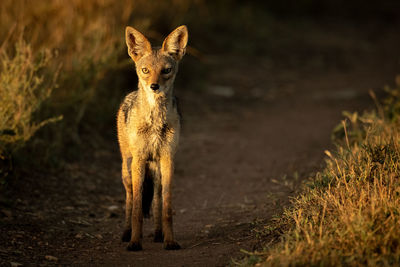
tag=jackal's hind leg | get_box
[151,162,163,242]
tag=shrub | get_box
[0,39,61,157]
[0,39,61,179]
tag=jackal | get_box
[117,25,188,251]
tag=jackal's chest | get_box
[130,121,175,155]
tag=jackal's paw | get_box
[121,229,131,242]
[153,230,163,243]
[163,240,181,250]
[127,241,142,251]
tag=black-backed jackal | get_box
[117,26,188,251]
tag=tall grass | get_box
[0,0,205,174]
[252,78,400,266]
[0,39,61,159]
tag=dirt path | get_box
[1,24,400,266]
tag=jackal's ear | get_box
[125,26,152,62]
[162,25,188,61]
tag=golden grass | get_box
[0,0,202,162]
[0,39,61,156]
[252,81,400,266]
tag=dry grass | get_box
[247,79,400,266]
[0,39,61,157]
[0,0,204,168]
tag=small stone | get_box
[75,233,84,239]
[209,85,235,97]
[179,209,187,214]
[10,262,23,267]
[45,255,58,261]
[107,205,119,211]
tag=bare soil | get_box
[1,22,400,266]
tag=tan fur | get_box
[117,25,188,251]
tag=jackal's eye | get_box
[161,68,172,74]
[142,68,149,74]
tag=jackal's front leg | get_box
[127,156,146,251]
[160,154,180,250]
[122,157,132,242]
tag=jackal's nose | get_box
[150,84,160,91]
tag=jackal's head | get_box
[125,25,188,95]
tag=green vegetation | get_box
[245,79,400,266]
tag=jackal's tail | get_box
[142,166,154,218]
